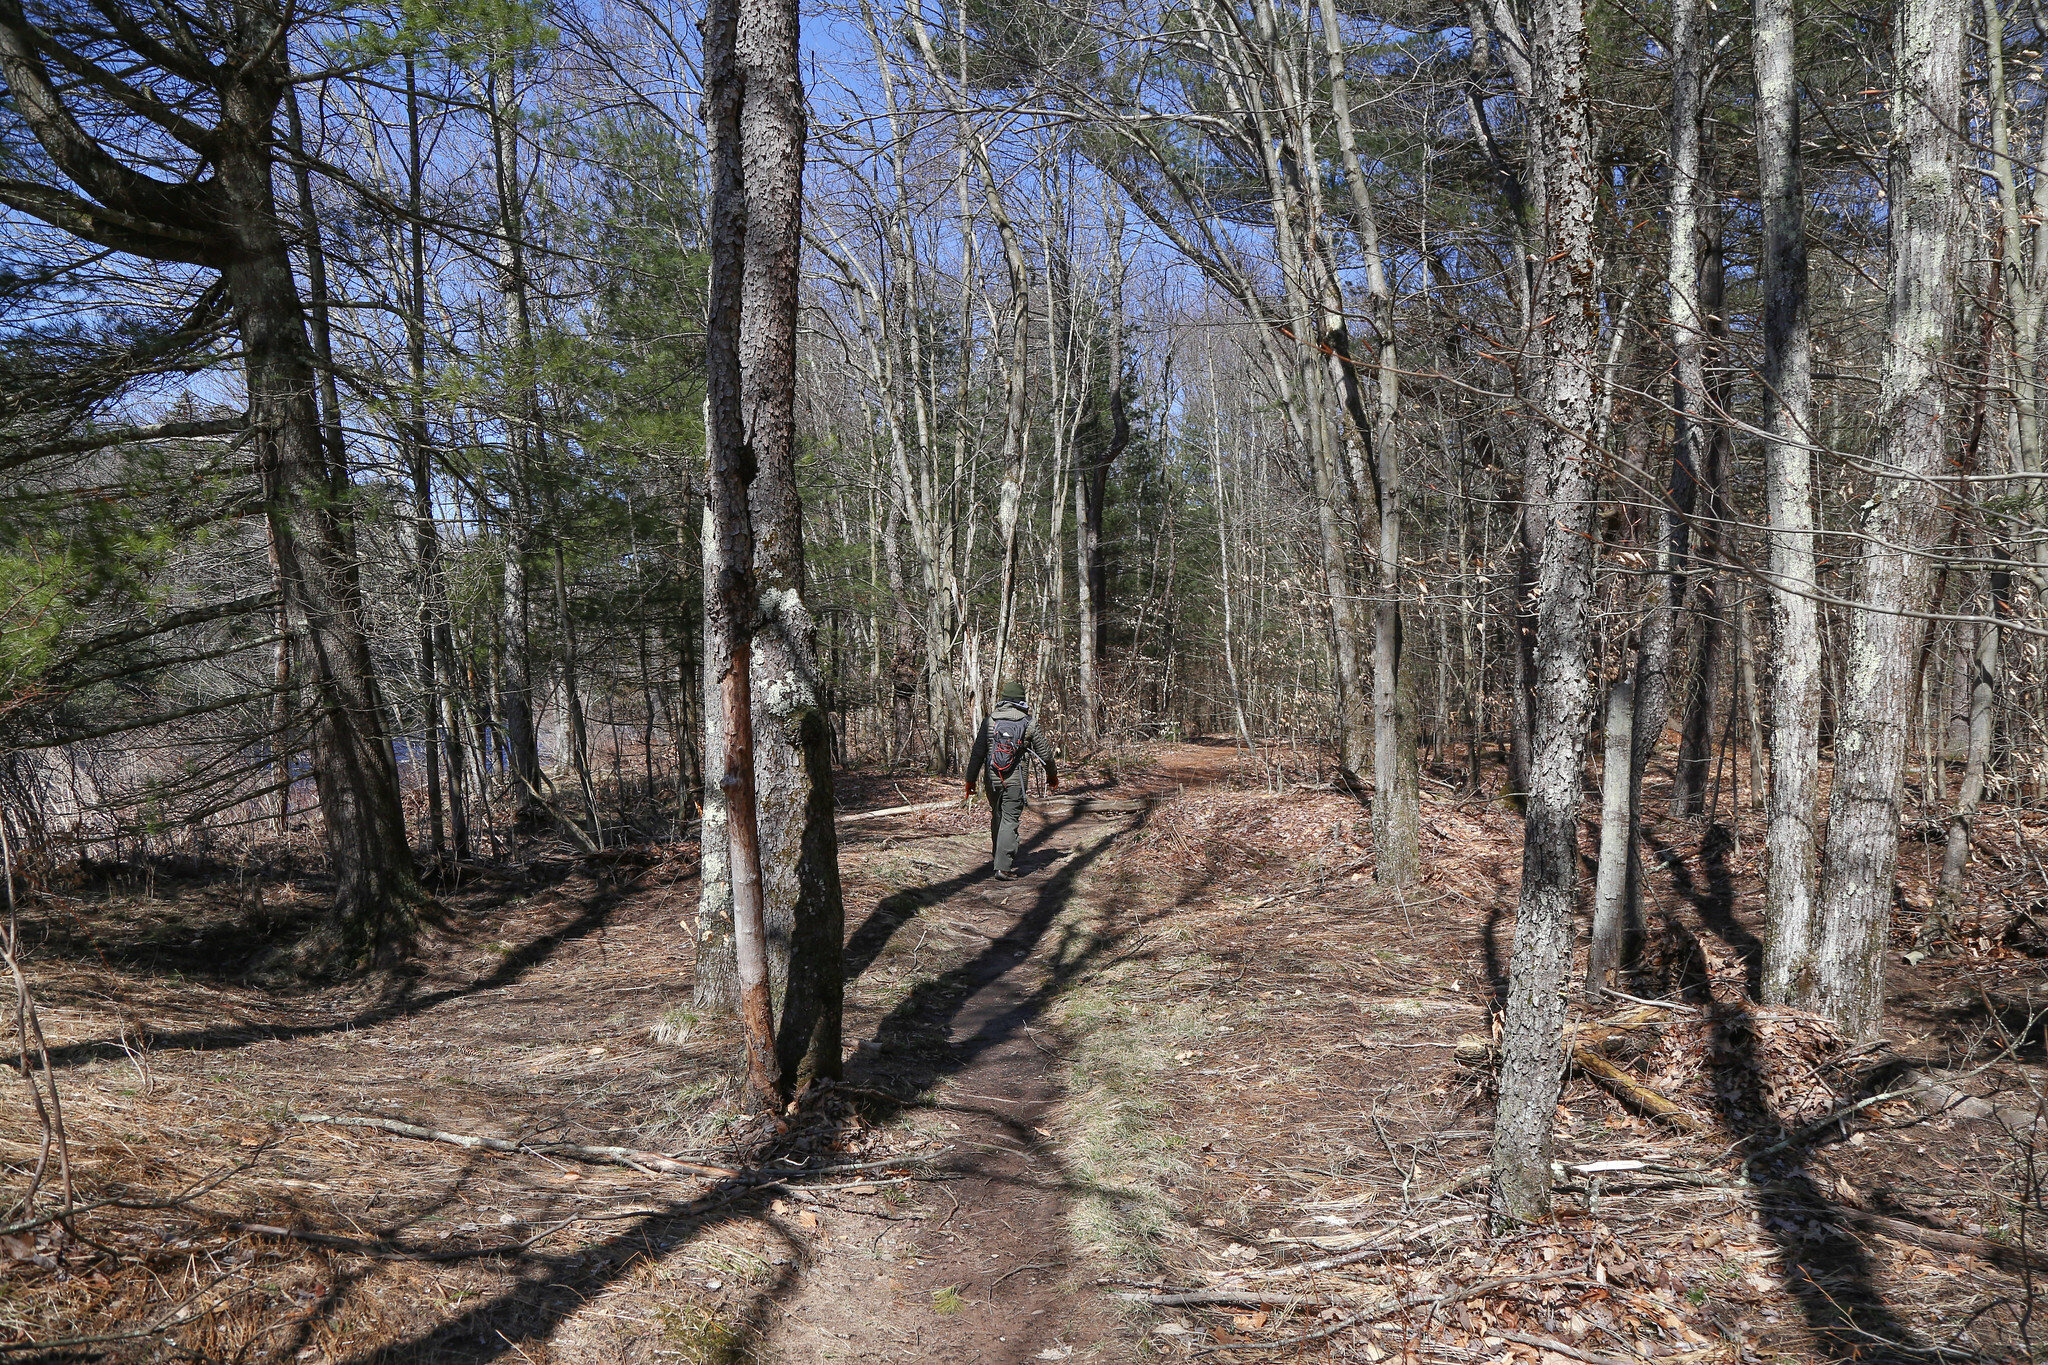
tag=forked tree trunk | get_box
[1800,0,1961,1039]
[1490,0,1601,1223]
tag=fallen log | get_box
[295,1113,740,1178]
[1456,1007,1668,1069]
[1571,1049,1701,1132]
[1833,1199,2048,1272]
[836,799,957,826]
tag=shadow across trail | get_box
[329,802,1163,1365]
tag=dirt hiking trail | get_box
[762,805,1142,1362]
[11,739,2048,1363]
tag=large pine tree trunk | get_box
[1801,0,1961,1039]
[218,136,425,968]
[1489,0,1601,1223]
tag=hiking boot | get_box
[992,870,1018,881]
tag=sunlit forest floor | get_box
[5,740,2047,1362]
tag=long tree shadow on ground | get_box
[1646,824,1763,1000]
[1655,834,1929,1363]
[18,862,648,1071]
[330,800,1198,1365]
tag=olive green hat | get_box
[998,678,1026,702]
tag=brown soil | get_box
[761,811,1138,1363]
[6,741,2048,1364]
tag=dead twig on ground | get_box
[1178,1271,1579,1355]
[1238,1214,1482,1279]
[1489,1329,1646,1365]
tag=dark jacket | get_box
[965,703,1057,788]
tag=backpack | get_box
[988,714,1030,781]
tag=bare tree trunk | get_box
[1736,588,1765,811]
[1588,678,1635,989]
[485,72,544,820]
[1206,356,1254,750]
[883,497,919,764]
[1940,562,2011,900]
[549,537,603,836]
[1077,232,1128,746]
[1755,0,1825,1004]
[1674,216,1731,817]
[1490,0,1601,1223]
[743,0,843,1091]
[406,57,468,862]
[1801,0,1962,1039]
[1315,0,1419,883]
[704,0,779,1108]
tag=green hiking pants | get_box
[984,768,1028,874]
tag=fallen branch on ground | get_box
[837,800,957,825]
[1488,1329,1646,1365]
[295,1114,739,1178]
[1034,795,1151,814]
[1236,1214,1483,1279]
[234,1216,583,1263]
[1837,1204,2048,1272]
[1119,1268,1574,1314]
[1572,1049,1701,1132]
[1179,1271,1578,1356]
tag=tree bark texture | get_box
[703,0,781,1109]
[1753,0,1826,1006]
[1490,0,1602,1224]
[695,502,738,1011]
[1802,0,1961,1039]
[738,0,844,1091]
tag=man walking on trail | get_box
[964,679,1059,880]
